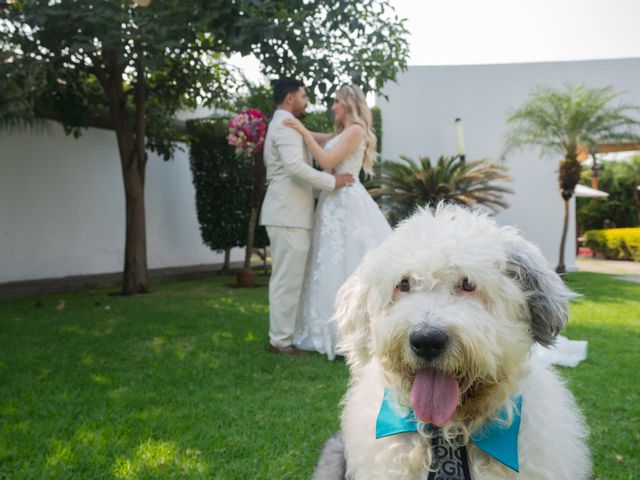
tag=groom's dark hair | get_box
[273,78,305,105]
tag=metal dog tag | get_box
[426,431,472,480]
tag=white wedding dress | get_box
[293,133,392,360]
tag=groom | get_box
[260,78,354,356]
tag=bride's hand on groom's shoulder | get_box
[282,118,305,134]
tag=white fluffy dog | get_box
[314,205,590,480]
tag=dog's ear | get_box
[334,270,372,369]
[505,235,576,347]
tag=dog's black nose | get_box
[409,329,449,360]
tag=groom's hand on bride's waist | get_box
[333,173,355,188]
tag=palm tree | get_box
[504,84,640,273]
[368,155,512,226]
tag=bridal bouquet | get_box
[227,108,267,156]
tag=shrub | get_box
[584,228,640,261]
[576,157,640,231]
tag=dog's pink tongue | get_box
[410,368,460,427]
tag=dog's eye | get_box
[461,277,476,292]
[397,277,411,293]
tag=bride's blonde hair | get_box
[333,84,377,176]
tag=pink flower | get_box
[227,109,268,157]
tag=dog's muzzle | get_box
[409,328,449,361]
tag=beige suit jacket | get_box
[259,109,336,229]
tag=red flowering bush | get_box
[227,108,267,156]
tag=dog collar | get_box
[375,389,522,472]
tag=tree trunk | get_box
[244,151,266,269]
[237,151,266,287]
[121,160,149,294]
[97,51,149,295]
[556,155,581,275]
[122,58,149,294]
[244,207,257,269]
[556,197,570,274]
[222,247,231,275]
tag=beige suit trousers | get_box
[266,226,311,347]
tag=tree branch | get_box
[33,103,186,136]
[134,54,147,176]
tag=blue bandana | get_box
[375,389,522,472]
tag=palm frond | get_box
[368,156,513,224]
[503,83,640,161]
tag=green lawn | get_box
[562,273,639,480]
[0,272,638,479]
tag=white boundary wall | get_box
[0,122,242,283]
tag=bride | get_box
[282,84,391,360]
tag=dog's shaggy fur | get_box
[314,205,590,480]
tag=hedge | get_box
[584,227,640,262]
[187,118,269,262]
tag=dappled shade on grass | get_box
[0,277,347,479]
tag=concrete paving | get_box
[575,257,640,283]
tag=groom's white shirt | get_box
[260,109,336,229]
